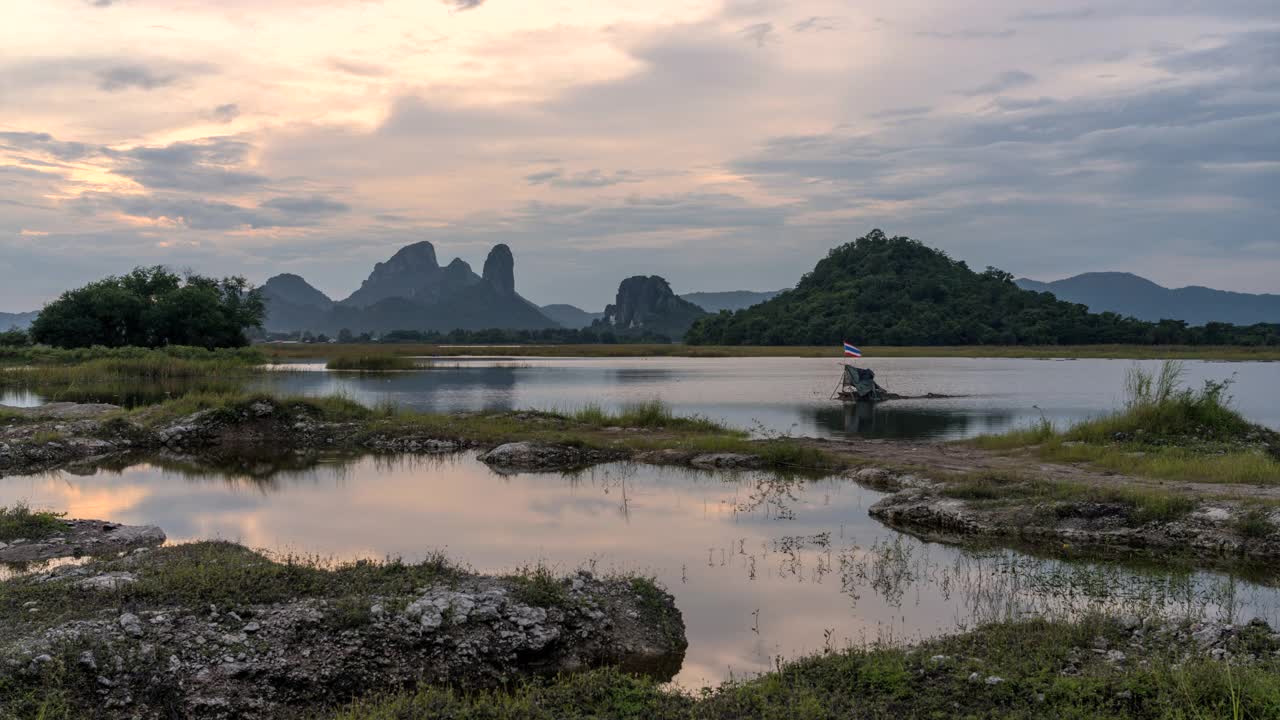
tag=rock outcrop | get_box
[478,442,625,472]
[597,276,707,339]
[1,548,687,719]
[0,519,165,563]
[482,244,516,297]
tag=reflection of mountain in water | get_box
[809,403,1015,440]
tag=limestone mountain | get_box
[681,289,786,313]
[1016,272,1280,326]
[261,243,557,334]
[596,276,707,340]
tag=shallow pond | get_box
[4,454,1278,687]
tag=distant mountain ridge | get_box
[540,304,604,330]
[260,243,557,334]
[1016,272,1280,326]
[0,311,38,330]
[681,289,785,313]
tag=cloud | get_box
[259,195,351,215]
[740,23,775,48]
[961,70,1036,96]
[915,28,1016,40]
[96,65,176,92]
[525,169,640,188]
[442,0,484,11]
[791,16,838,33]
[87,0,116,6]
[112,138,268,193]
[328,58,388,77]
[1013,8,1095,22]
[0,131,102,162]
[210,103,240,123]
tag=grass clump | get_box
[569,399,729,433]
[326,355,420,371]
[938,471,1198,524]
[0,504,67,542]
[506,563,570,609]
[1235,508,1277,539]
[971,361,1280,485]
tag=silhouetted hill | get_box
[1015,272,1280,326]
[686,229,1277,346]
[681,289,785,313]
[596,276,707,340]
[0,311,38,330]
[540,304,603,329]
[261,243,557,334]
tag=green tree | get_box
[30,268,264,349]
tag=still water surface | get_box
[4,454,1278,687]
[255,356,1279,440]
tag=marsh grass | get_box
[0,503,66,542]
[569,399,728,433]
[971,361,1280,485]
[325,355,420,372]
[939,470,1198,524]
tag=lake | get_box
[249,356,1279,440]
[3,454,1278,687]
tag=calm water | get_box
[6,357,1275,441]
[4,454,1278,687]
[249,356,1280,441]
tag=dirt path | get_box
[795,437,1280,500]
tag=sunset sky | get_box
[1,0,1277,310]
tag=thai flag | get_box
[843,341,863,358]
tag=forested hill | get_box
[685,230,1279,347]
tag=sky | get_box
[1,0,1277,311]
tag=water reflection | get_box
[6,357,1278,440]
[4,453,1278,687]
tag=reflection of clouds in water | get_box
[3,454,1279,688]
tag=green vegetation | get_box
[937,471,1199,524]
[332,616,1280,719]
[29,266,265,349]
[685,229,1279,347]
[0,504,66,542]
[506,563,570,609]
[325,354,420,371]
[0,541,462,635]
[570,400,727,433]
[972,362,1280,485]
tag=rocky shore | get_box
[0,541,687,720]
[0,518,165,563]
[856,467,1280,562]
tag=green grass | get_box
[0,541,462,635]
[330,615,1280,719]
[971,362,1280,485]
[569,400,729,433]
[505,563,571,609]
[0,344,265,366]
[326,355,421,371]
[938,471,1199,525]
[0,503,66,542]
[1235,508,1277,539]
